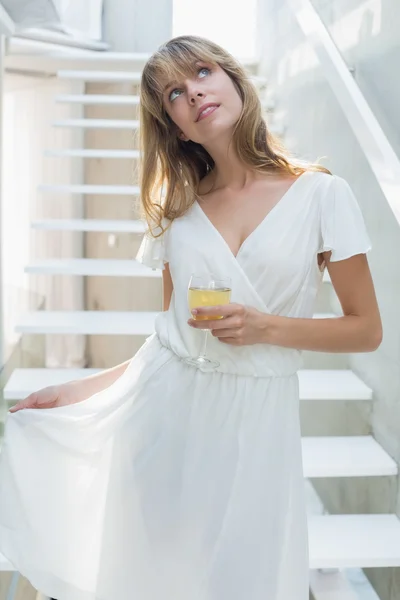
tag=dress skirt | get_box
[0,333,309,600]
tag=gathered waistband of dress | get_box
[147,333,300,380]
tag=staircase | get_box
[1,50,400,600]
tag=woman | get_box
[0,35,382,600]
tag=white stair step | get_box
[52,118,139,129]
[4,368,101,400]
[57,70,143,82]
[25,259,161,277]
[302,436,397,477]
[31,218,145,233]
[298,369,372,401]
[55,94,140,105]
[308,514,400,568]
[43,51,151,62]
[45,149,140,159]
[38,184,140,195]
[15,311,157,335]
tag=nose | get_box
[189,91,203,103]
[186,79,204,103]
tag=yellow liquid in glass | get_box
[188,287,232,321]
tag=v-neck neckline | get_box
[194,170,309,260]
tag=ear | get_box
[178,131,190,142]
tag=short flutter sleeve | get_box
[319,175,372,262]
[135,218,169,270]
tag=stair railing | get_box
[288,0,400,225]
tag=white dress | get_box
[0,170,372,600]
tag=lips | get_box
[196,103,220,122]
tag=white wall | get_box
[102,0,173,51]
[173,0,257,59]
[255,1,400,599]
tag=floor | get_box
[0,572,40,599]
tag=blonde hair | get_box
[138,34,329,237]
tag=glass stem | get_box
[199,330,209,359]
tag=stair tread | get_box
[25,258,161,277]
[55,94,140,105]
[15,311,158,335]
[302,436,397,477]
[38,184,140,195]
[53,118,139,129]
[31,218,145,232]
[57,70,143,81]
[4,368,102,399]
[44,149,141,158]
[308,514,400,568]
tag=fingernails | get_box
[191,309,198,315]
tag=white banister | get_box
[0,4,15,36]
[0,33,5,368]
[288,0,400,225]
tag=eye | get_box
[168,66,212,102]
[169,88,182,102]
[198,66,211,78]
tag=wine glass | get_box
[185,273,232,370]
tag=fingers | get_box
[190,303,243,320]
[188,315,243,331]
[211,328,242,338]
[218,337,241,345]
[9,394,37,413]
[188,317,233,330]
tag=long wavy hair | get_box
[138,34,329,237]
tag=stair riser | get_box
[302,351,349,370]
[300,401,372,436]
[312,476,398,514]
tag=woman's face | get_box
[161,61,243,145]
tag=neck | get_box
[201,134,257,191]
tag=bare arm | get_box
[267,251,383,352]
[162,262,173,311]
[64,359,132,401]
[188,251,382,353]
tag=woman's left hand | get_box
[187,303,272,346]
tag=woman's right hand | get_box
[8,383,81,413]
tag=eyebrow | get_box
[162,61,205,94]
[163,79,180,94]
